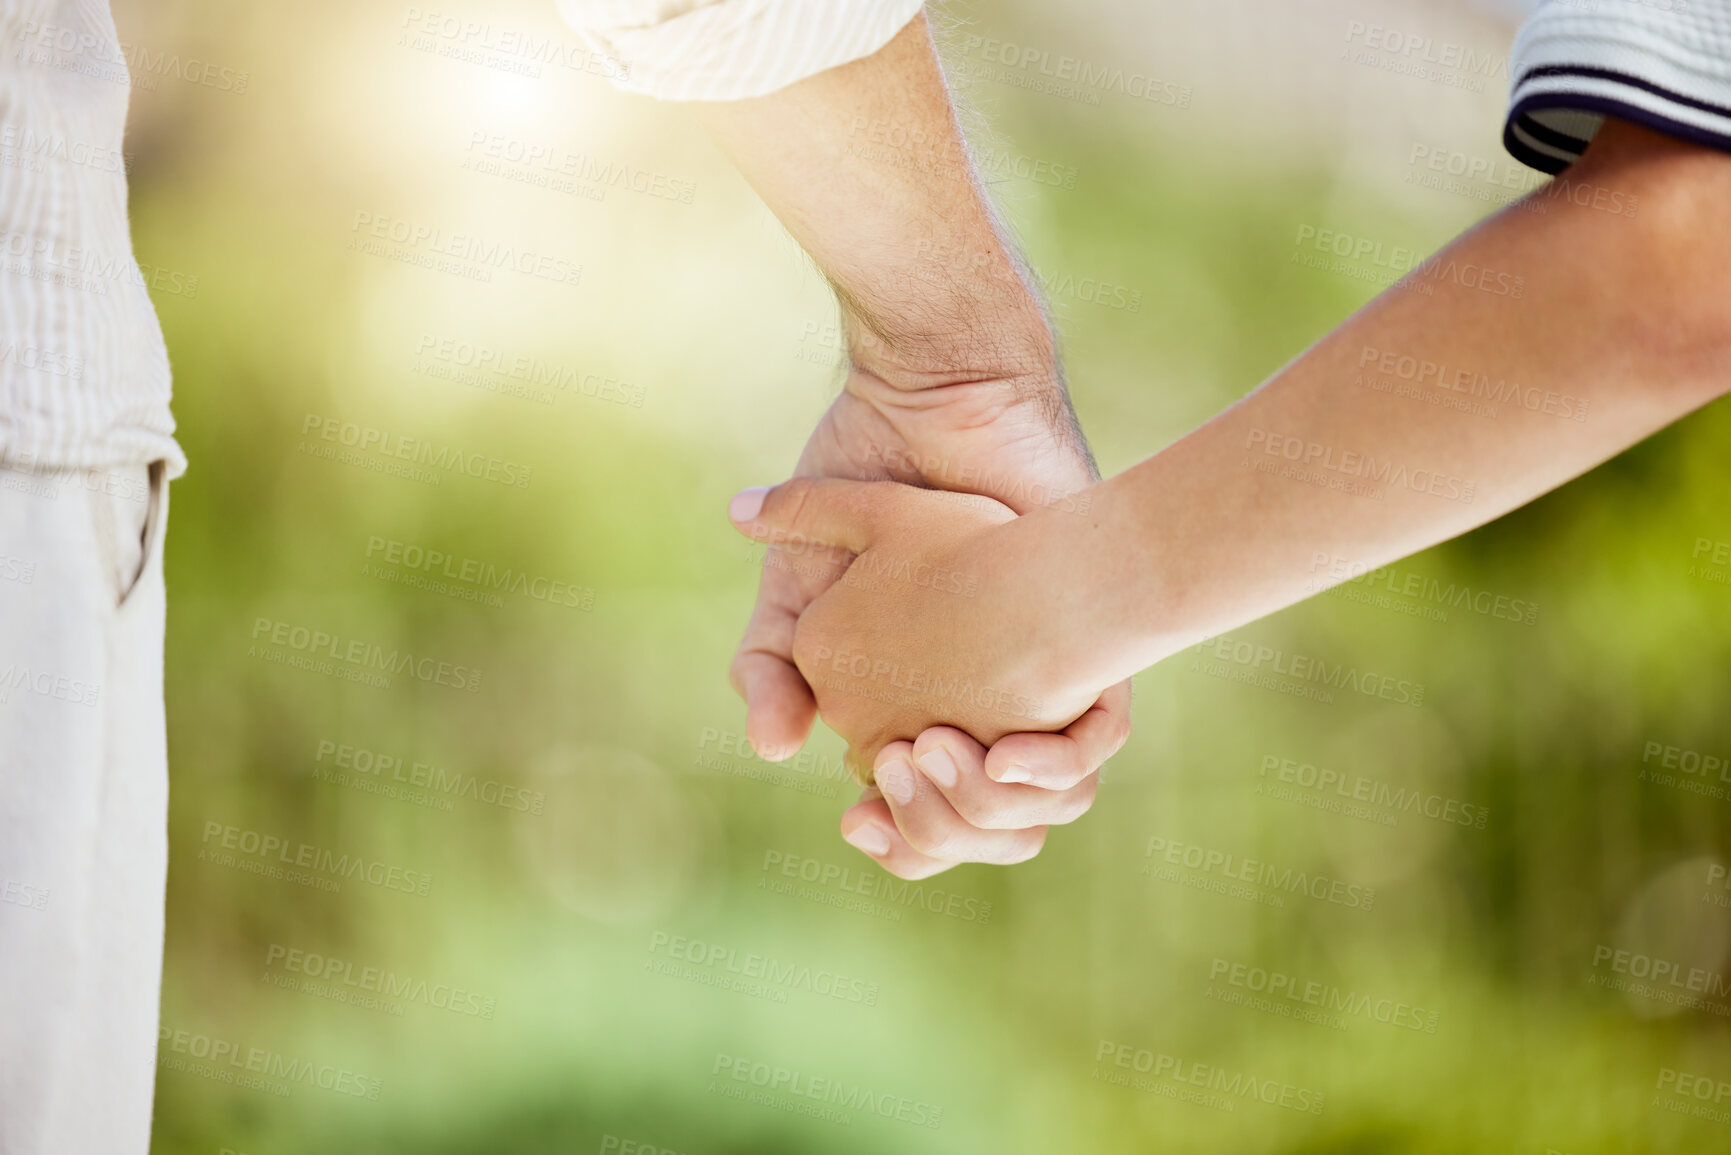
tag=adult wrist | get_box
[844,316,1058,394]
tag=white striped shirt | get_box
[1,0,181,476]
[554,0,924,101]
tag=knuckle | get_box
[770,479,816,538]
[789,616,837,679]
[1049,749,1089,787]
[1104,712,1133,756]
[789,623,821,671]
[844,482,886,522]
[961,796,1025,830]
[727,651,751,688]
[902,821,958,860]
[1071,774,1100,806]
[1002,829,1048,864]
[1051,793,1095,826]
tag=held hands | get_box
[727,364,1101,759]
[729,477,1129,879]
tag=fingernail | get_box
[876,757,917,806]
[729,486,770,522]
[917,747,958,790]
[843,824,891,856]
[995,762,1031,785]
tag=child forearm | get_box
[1048,120,1731,693]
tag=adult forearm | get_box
[1050,121,1731,691]
[695,13,1054,388]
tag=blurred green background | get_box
[115,0,1731,1151]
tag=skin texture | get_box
[698,14,1130,875]
[731,119,1731,877]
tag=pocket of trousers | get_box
[89,461,165,609]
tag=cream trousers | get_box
[0,460,168,1155]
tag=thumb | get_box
[733,650,816,761]
[727,478,892,558]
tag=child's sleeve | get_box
[1505,0,1731,172]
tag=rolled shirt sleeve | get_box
[554,0,927,101]
[1505,0,1731,173]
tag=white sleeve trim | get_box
[1505,0,1731,173]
